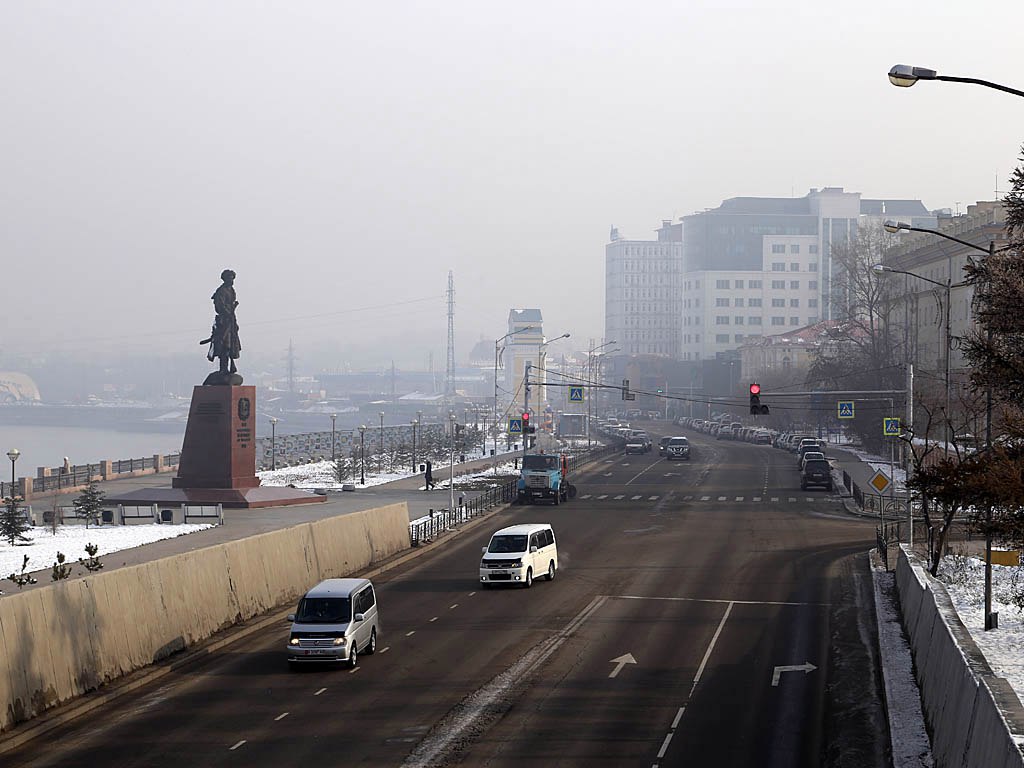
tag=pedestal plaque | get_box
[173,385,259,489]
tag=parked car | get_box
[658,436,673,455]
[801,458,833,491]
[799,450,826,470]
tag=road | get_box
[3,425,888,767]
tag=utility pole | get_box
[906,364,914,548]
[445,271,455,400]
[523,361,531,459]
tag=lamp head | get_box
[888,64,937,87]
[872,264,891,274]
[883,219,910,234]
[7,448,20,462]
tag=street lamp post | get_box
[448,410,456,514]
[888,65,1024,97]
[6,448,20,500]
[537,333,571,411]
[494,326,535,467]
[330,413,337,463]
[411,419,419,473]
[587,341,617,448]
[358,425,366,485]
[269,418,278,471]
[379,411,385,474]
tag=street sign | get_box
[883,417,901,437]
[837,401,855,419]
[569,386,584,403]
[869,469,892,495]
[509,418,522,434]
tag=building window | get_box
[695,280,701,289]
[749,316,762,325]
[809,280,818,290]
[790,262,800,271]
[716,316,730,325]
[791,244,800,254]
[735,298,744,307]
[716,298,729,307]
[809,262,818,272]
[790,298,800,307]
[771,280,785,289]
[809,298,818,308]
[749,280,763,289]
[716,279,730,289]
[771,244,786,254]
[771,262,785,271]
[734,280,744,289]
[735,316,744,325]
[809,245,819,254]
[734,334,744,342]
[749,298,762,307]
[790,280,799,289]
[715,334,729,343]
[790,317,800,325]
[771,317,785,326]
[808,316,818,324]
[771,298,785,307]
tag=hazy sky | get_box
[3,1,1023,373]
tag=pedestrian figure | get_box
[425,460,436,490]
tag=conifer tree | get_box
[72,479,106,528]
[0,495,31,546]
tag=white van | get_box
[479,523,558,588]
[286,578,379,670]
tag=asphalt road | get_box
[3,426,888,767]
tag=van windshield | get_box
[488,534,528,553]
[295,597,351,623]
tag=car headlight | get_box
[512,559,522,568]
[333,636,347,646]
[289,637,300,646]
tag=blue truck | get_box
[516,452,576,505]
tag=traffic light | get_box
[522,412,535,434]
[749,383,769,415]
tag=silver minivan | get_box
[286,578,379,670]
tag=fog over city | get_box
[2,0,1022,373]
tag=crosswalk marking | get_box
[684,495,693,501]
[580,494,592,499]
[577,493,833,505]
[631,495,642,500]
[597,494,608,500]
[788,497,796,502]
[717,496,727,501]
[701,496,711,501]
[614,494,625,500]
[648,496,659,501]
[735,497,744,502]
[753,497,761,502]
[770,497,779,502]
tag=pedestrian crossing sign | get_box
[509,418,523,434]
[569,386,584,403]
[837,401,855,419]
[883,417,901,437]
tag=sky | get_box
[3,0,1023,374]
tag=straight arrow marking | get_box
[608,652,637,678]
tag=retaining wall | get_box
[894,545,1024,767]
[0,503,410,733]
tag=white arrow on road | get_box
[608,653,637,678]
[771,662,816,686]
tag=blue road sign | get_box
[509,418,523,434]
[837,401,855,419]
[569,386,584,403]
[883,417,901,437]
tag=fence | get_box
[1,453,182,500]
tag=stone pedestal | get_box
[173,385,259,489]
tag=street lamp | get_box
[411,418,419,474]
[269,418,278,471]
[887,65,1024,97]
[448,410,456,514]
[537,333,571,410]
[587,340,617,448]
[358,425,366,485]
[379,411,385,475]
[494,325,535,464]
[330,413,337,463]
[6,448,20,499]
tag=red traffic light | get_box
[522,412,530,422]
[749,383,761,395]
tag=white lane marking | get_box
[314,688,327,696]
[468,592,476,596]
[772,662,817,686]
[753,497,762,502]
[625,459,665,486]
[614,494,625,500]
[349,667,360,674]
[602,472,613,476]
[403,596,608,768]
[788,497,797,502]
[701,496,710,501]
[275,712,289,721]
[648,496,658,501]
[805,498,814,503]
[429,617,438,622]
[735,497,744,502]
[655,602,734,761]
[597,494,608,500]
[229,740,246,751]
[717,496,727,501]
[684,496,693,501]
[618,594,827,607]
[580,494,593,499]
[631,495,642,500]
[770,497,779,502]
[608,653,637,679]
[380,646,391,653]
[406,630,416,637]
[449,604,458,610]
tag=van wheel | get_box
[366,628,377,655]
[524,568,533,588]
[546,561,555,581]
[347,643,358,669]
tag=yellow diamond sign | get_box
[869,470,892,495]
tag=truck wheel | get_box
[568,484,577,499]
[553,491,560,506]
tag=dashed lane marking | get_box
[631,495,642,500]
[614,494,625,500]
[274,712,289,721]
[314,688,327,696]
[406,631,416,637]
[230,741,246,751]
[597,494,608,500]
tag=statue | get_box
[200,269,242,385]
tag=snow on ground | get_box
[0,523,214,582]
[258,458,522,491]
[842,447,908,491]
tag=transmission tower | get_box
[285,339,297,393]
[446,271,455,398]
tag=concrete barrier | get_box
[894,546,1024,767]
[0,503,409,733]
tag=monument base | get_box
[105,486,326,509]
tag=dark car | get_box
[665,436,690,461]
[801,458,833,491]
[658,436,673,455]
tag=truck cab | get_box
[517,452,575,505]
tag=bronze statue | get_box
[200,269,242,384]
